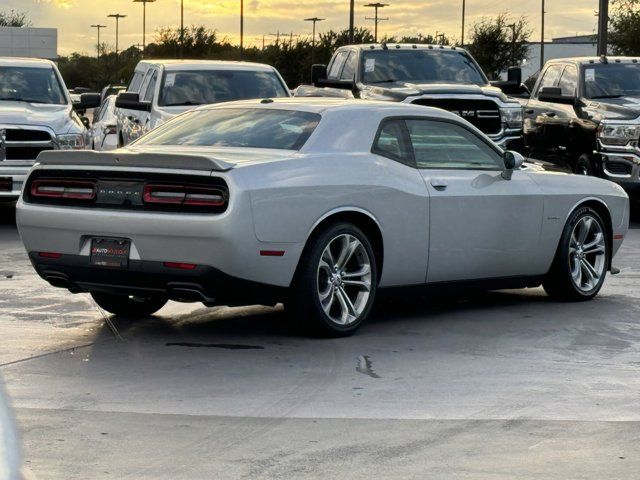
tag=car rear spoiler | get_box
[36,150,235,172]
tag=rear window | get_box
[135,108,321,150]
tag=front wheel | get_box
[90,292,168,317]
[286,222,378,337]
[574,154,596,176]
[543,207,609,301]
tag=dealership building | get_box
[0,26,58,59]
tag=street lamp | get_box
[133,0,156,55]
[181,0,185,59]
[107,14,127,57]
[461,0,465,46]
[364,3,388,43]
[304,17,325,63]
[240,0,244,59]
[90,24,107,58]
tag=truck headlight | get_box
[597,123,640,146]
[56,133,85,150]
[500,106,523,129]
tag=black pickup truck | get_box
[521,56,640,192]
[297,43,526,150]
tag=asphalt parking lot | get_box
[2,201,640,479]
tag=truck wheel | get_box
[543,206,609,301]
[91,292,167,317]
[286,222,377,337]
[574,154,595,176]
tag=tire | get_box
[90,292,168,317]
[543,206,609,301]
[574,154,595,176]
[286,222,378,337]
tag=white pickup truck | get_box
[115,60,292,146]
[0,57,99,201]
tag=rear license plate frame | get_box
[89,237,131,268]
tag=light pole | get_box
[240,0,244,59]
[540,0,545,71]
[461,0,465,46]
[304,17,325,63]
[349,0,355,43]
[133,0,156,55]
[364,3,389,43]
[107,14,126,58]
[180,0,185,58]
[597,0,609,55]
[90,24,107,58]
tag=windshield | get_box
[0,66,66,105]
[136,108,320,150]
[158,70,289,107]
[361,50,487,86]
[584,63,640,99]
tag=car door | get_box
[131,68,157,142]
[404,118,544,283]
[523,63,564,161]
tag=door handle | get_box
[430,178,448,190]
[542,111,556,117]
[524,109,534,114]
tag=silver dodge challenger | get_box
[16,99,629,336]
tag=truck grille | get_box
[410,99,502,135]
[1,128,55,161]
[605,160,632,176]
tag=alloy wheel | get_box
[316,233,372,326]
[569,215,606,293]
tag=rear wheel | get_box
[543,206,609,301]
[90,292,168,317]
[286,222,377,337]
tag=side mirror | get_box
[502,150,525,180]
[73,93,101,111]
[507,67,522,86]
[115,92,151,112]
[538,86,575,105]
[311,64,327,87]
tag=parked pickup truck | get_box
[521,56,640,192]
[298,43,525,150]
[0,57,99,200]
[115,60,292,146]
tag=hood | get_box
[0,101,81,135]
[584,96,640,121]
[362,82,509,102]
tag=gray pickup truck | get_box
[0,57,99,201]
[297,43,525,150]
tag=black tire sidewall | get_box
[91,291,167,317]
[293,222,378,336]
[575,155,594,176]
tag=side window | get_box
[142,70,158,103]
[406,119,502,170]
[128,71,143,92]
[558,65,578,96]
[536,64,563,97]
[372,119,413,165]
[340,51,357,81]
[327,51,348,80]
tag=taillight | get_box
[30,179,96,200]
[143,184,226,207]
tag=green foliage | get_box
[0,9,31,27]
[466,13,531,79]
[610,0,640,55]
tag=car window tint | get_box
[340,51,357,81]
[373,119,412,164]
[136,108,321,151]
[327,51,348,80]
[558,65,578,96]
[128,71,143,92]
[406,119,502,170]
[142,70,157,103]
[537,64,563,96]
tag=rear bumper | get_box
[29,252,285,306]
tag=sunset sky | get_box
[3,0,603,55]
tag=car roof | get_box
[0,57,54,68]
[342,43,467,53]
[198,97,462,119]
[546,56,640,66]
[134,59,276,72]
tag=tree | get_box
[610,0,640,55]
[0,9,31,27]
[466,13,531,79]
